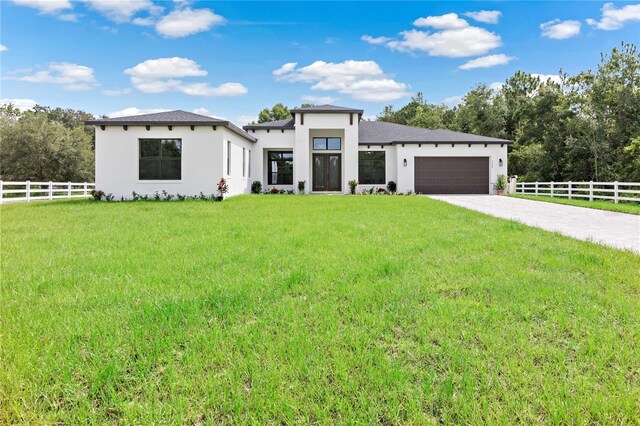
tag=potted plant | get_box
[348,179,358,195]
[494,174,507,195]
[216,177,229,201]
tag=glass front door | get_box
[313,154,341,191]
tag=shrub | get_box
[90,189,105,201]
[217,178,229,199]
[298,181,306,194]
[387,181,397,193]
[377,188,386,194]
[251,181,262,194]
[270,187,280,194]
[494,174,507,191]
[348,179,358,194]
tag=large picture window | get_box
[268,151,293,185]
[358,151,385,184]
[139,139,181,180]
[313,137,341,150]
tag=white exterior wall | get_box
[293,113,358,193]
[95,125,253,199]
[247,129,295,191]
[395,144,508,194]
[222,128,254,196]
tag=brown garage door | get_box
[414,157,489,194]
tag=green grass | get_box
[510,194,640,215]
[2,196,639,424]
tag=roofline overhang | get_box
[85,120,257,143]
[242,125,295,130]
[289,109,364,115]
[357,140,513,145]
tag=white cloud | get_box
[540,19,581,39]
[0,44,7,52]
[361,35,393,45]
[192,107,210,115]
[531,73,562,85]
[155,7,225,37]
[11,0,71,14]
[58,13,78,21]
[414,13,469,29]
[79,0,162,23]
[102,88,133,96]
[489,81,504,91]
[302,95,338,104]
[273,62,297,76]
[463,10,502,24]
[108,107,170,118]
[124,57,247,97]
[587,3,640,30]
[458,54,515,70]
[274,60,410,102]
[0,98,37,111]
[132,16,155,26]
[442,95,464,107]
[14,62,97,90]
[125,57,207,79]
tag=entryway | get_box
[313,153,341,191]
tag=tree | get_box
[0,108,94,181]
[257,103,291,123]
[453,84,506,138]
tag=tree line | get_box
[377,43,640,182]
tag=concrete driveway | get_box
[428,195,640,254]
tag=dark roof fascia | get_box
[289,108,364,115]
[387,140,513,145]
[85,119,257,143]
[242,124,295,130]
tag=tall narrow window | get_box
[248,150,251,178]
[268,151,293,185]
[358,151,385,184]
[227,141,231,175]
[242,148,246,177]
[139,139,182,180]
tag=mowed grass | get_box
[510,194,640,215]
[1,196,639,424]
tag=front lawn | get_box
[509,194,640,215]
[2,196,639,424]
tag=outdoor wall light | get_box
[403,158,407,167]
[499,158,503,167]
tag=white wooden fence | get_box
[0,181,95,204]
[516,181,640,203]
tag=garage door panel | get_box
[414,157,489,194]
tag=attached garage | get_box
[414,156,489,194]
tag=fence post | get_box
[67,182,72,198]
[568,181,572,199]
[535,181,539,195]
[26,180,31,202]
[49,181,53,200]
[614,181,619,204]
[589,181,593,201]
[0,181,3,205]
[550,182,554,197]
[83,182,88,196]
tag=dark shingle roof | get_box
[358,121,511,144]
[242,118,295,130]
[289,104,364,114]
[85,110,256,142]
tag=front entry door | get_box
[313,154,341,191]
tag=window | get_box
[139,139,181,180]
[268,151,293,185]
[248,150,251,178]
[313,137,341,150]
[243,148,246,177]
[227,141,231,175]
[358,151,385,184]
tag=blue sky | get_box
[1,1,639,123]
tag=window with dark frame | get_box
[227,141,231,175]
[139,139,182,180]
[243,147,246,177]
[268,151,293,185]
[358,151,385,184]
[312,137,341,150]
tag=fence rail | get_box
[0,181,95,204]
[515,181,640,203]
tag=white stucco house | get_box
[87,105,511,198]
